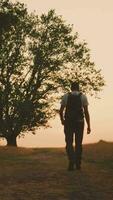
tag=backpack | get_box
[65,92,84,124]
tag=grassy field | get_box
[0,141,113,200]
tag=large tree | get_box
[0,0,104,146]
[0,0,32,145]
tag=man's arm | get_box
[83,105,91,134]
[59,104,65,125]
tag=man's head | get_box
[71,82,79,91]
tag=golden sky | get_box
[2,0,113,147]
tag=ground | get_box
[0,141,113,200]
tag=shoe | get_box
[75,159,81,170]
[68,161,74,171]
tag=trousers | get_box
[64,120,84,166]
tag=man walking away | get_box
[59,82,91,171]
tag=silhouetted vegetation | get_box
[0,0,105,146]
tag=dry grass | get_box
[0,141,113,200]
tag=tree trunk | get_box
[6,135,17,147]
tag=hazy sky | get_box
[2,0,113,147]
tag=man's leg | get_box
[64,126,75,170]
[75,121,84,169]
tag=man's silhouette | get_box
[60,82,91,171]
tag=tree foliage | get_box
[0,0,105,146]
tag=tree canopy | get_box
[0,0,105,146]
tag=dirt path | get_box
[0,144,113,200]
